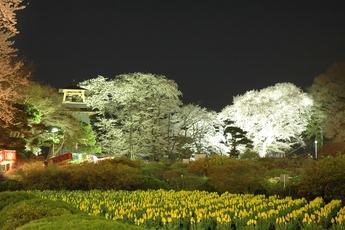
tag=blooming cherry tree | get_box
[220,83,313,157]
[0,0,29,124]
[80,73,182,159]
[170,104,228,157]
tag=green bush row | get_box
[4,158,142,191]
[0,191,144,230]
[188,154,345,202]
[2,154,345,202]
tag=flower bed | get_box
[30,190,344,229]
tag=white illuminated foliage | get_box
[220,83,313,157]
[93,118,128,157]
[80,73,182,159]
[170,104,228,156]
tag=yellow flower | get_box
[247,219,257,226]
[190,217,195,224]
[162,217,167,224]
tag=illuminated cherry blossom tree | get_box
[220,83,313,157]
[169,104,227,158]
[80,73,182,159]
[0,0,29,124]
[0,0,25,35]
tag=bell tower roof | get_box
[58,84,87,91]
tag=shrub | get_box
[107,158,142,169]
[169,162,188,169]
[0,198,84,230]
[137,175,171,190]
[258,157,314,177]
[0,191,36,212]
[176,175,209,191]
[17,214,145,230]
[69,160,142,190]
[188,154,230,176]
[8,162,72,191]
[318,141,345,158]
[141,161,168,176]
[157,169,183,190]
[196,179,218,192]
[0,179,23,191]
[207,158,267,194]
[239,150,260,160]
[18,165,72,190]
[9,158,142,191]
[298,155,345,202]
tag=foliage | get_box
[0,0,25,35]
[8,159,142,191]
[3,81,95,156]
[69,160,142,190]
[318,141,345,158]
[188,156,312,196]
[141,161,169,176]
[258,157,314,177]
[220,82,313,157]
[0,0,30,124]
[0,178,23,191]
[80,73,182,160]
[18,214,145,230]
[223,121,253,158]
[16,164,71,190]
[207,158,266,194]
[239,149,260,161]
[169,104,225,158]
[187,154,230,177]
[63,122,100,153]
[9,154,345,202]
[137,175,171,190]
[307,62,345,143]
[298,155,345,203]
[0,198,84,230]
[141,161,211,191]
[108,157,142,168]
[30,189,345,230]
[10,82,63,153]
[176,175,209,191]
[0,191,36,211]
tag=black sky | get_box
[15,0,345,111]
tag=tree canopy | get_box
[169,104,226,158]
[0,0,29,124]
[220,83,313,157]
[80,73,182,160]
[307,62,345,143]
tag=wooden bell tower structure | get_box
[58,84,92,124]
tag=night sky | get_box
[15,0,345,111]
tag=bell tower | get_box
[58,84,92,124]
[59,85,86,104]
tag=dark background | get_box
[15,0,345,111]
